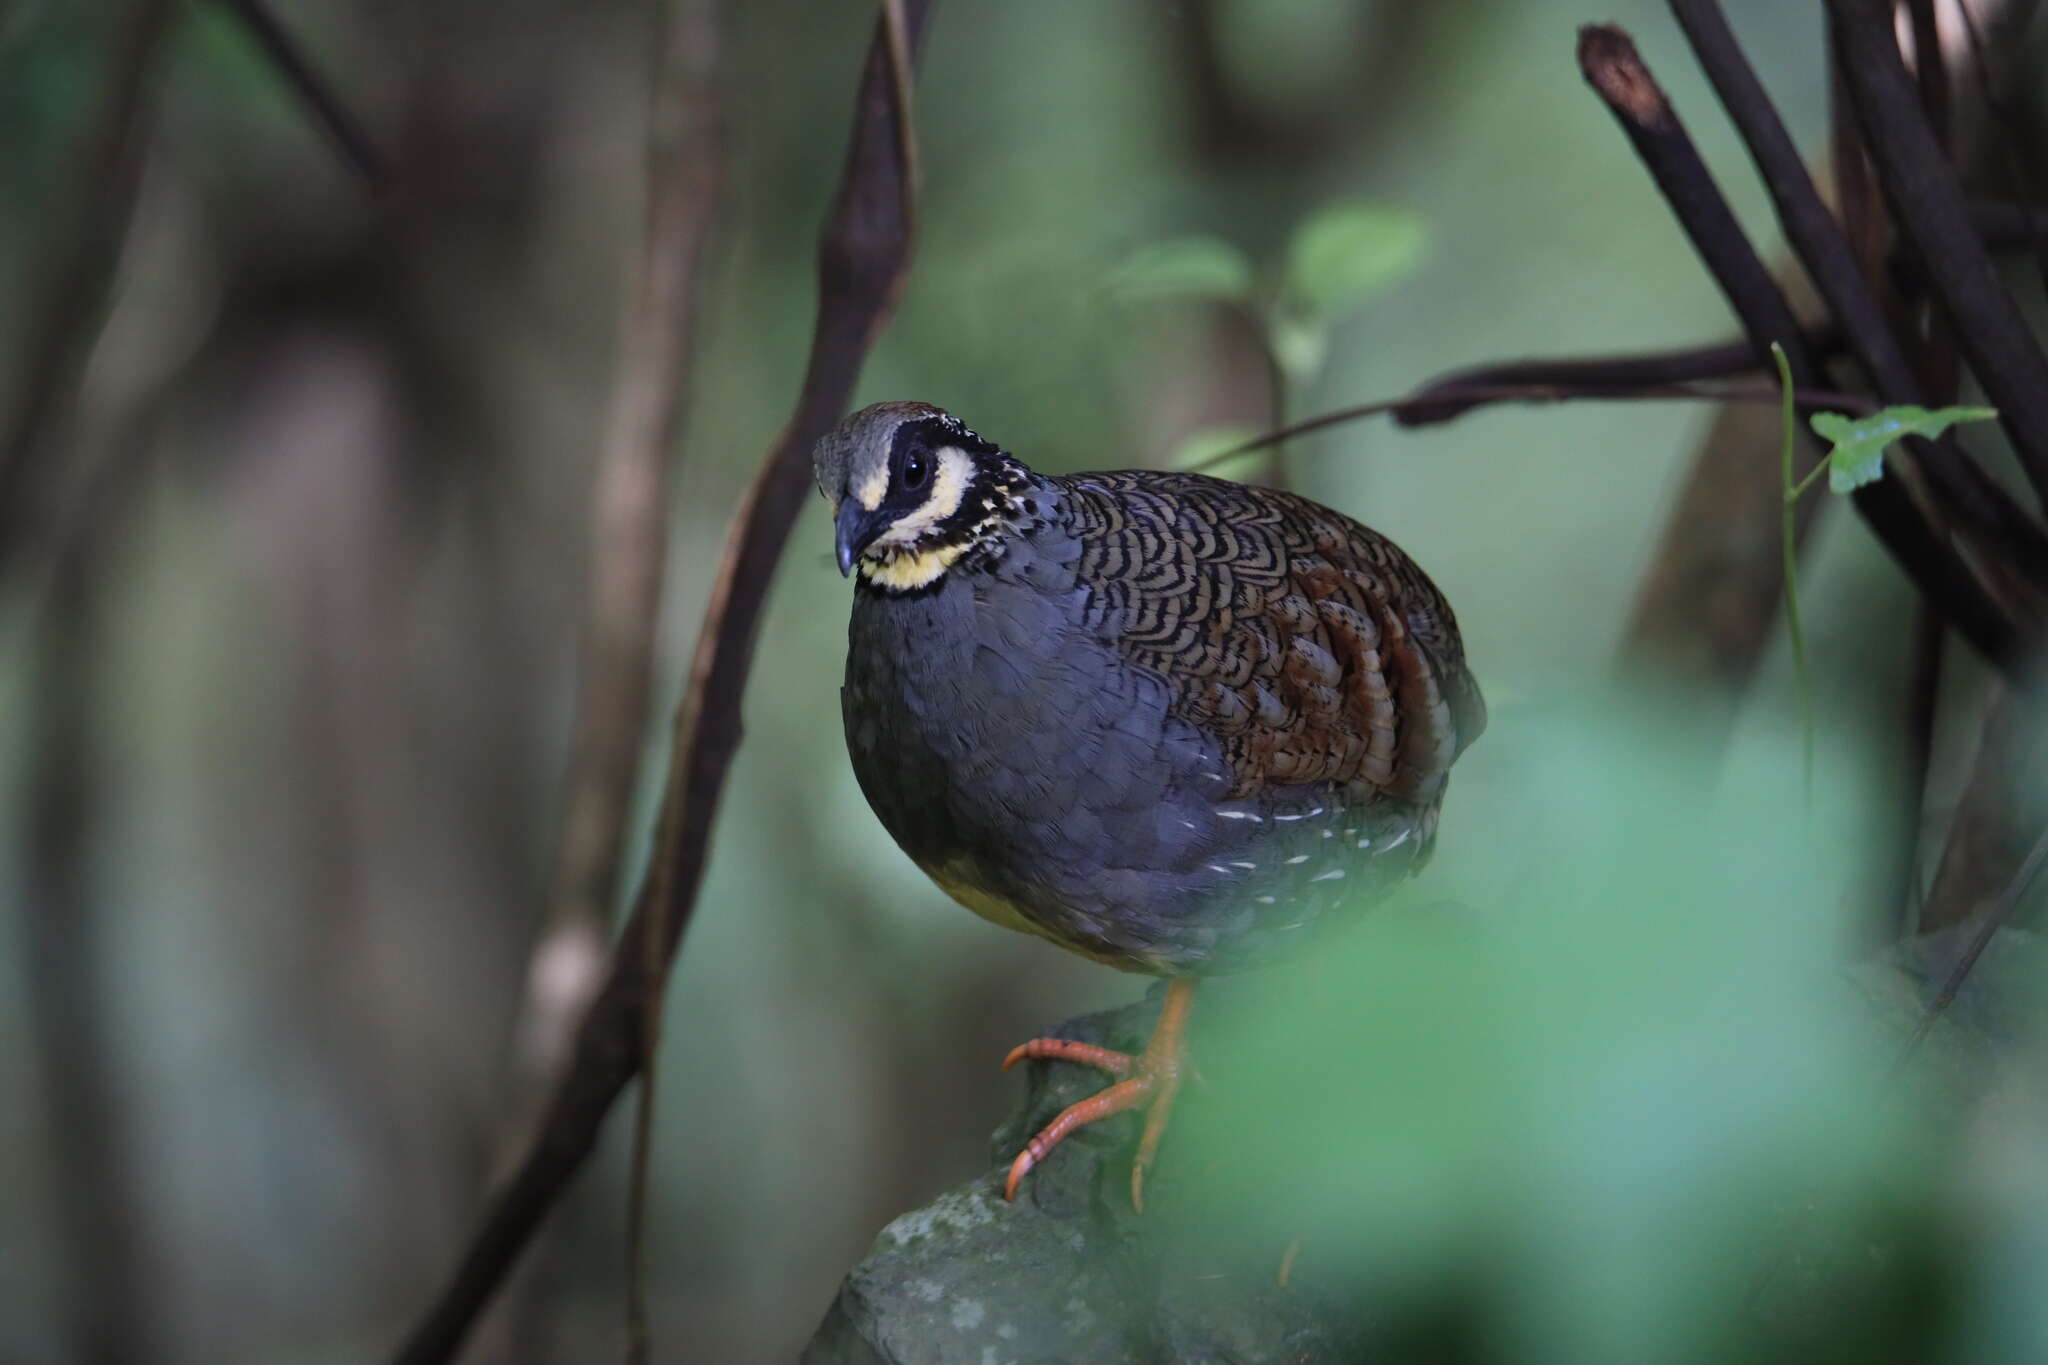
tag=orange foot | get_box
[999,977,1196,1213]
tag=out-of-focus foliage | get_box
[1103,236,1257,305]
[1182,692,2031,1363]
[1108,197,1426,415]
[5,0,2042,1363]
[1281,202,1427,326]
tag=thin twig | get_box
[1828,0,2048,502]
[1902,822,2048,1058]
[217,0,389,189]
[1920,687,2048,933]
[1894,601,1945,936]
[1186,378,1874,471]
[385,6,932,1362]
[1770,345,1816,797]
[0,0,176,562]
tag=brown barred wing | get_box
[1057,471,1483,804]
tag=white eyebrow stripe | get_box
[872,446,973,547]
[856,465,889,511]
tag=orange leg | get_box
[1001,978,1197,1213]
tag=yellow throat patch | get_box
[859,541,965,591]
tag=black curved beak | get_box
[834,498,882,577]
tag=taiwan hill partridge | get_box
[816,401,1485,1208]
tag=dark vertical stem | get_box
[0,0,175,560]
[1828,0,2048,502]
[1907,0,1950,147]
[1895,602,1946,934]
[1954,0,2048,297]
[22,559,150,1365]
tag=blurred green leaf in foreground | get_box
[1151,692,2048,1364]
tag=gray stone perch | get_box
[803,922,2041,1364]
[800,992,1368,1364]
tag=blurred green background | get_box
[3,0,2044,1361]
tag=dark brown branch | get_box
[1828,0,2048,502]
[1669,0,2048,591]
[1392,328,1843,427]
[385,6,932,1362]
[218,0,389,189]
[1580,23,2034,680]
[1907,0,1950,147]
[0,0,175,562]
[1970,196,2048,254]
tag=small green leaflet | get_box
[1282,202,1426,321]
[1809,405,1999,494]
[1103,236,1255,305]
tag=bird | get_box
[815,401,1484,1210]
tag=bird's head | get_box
[813,402,1026,592]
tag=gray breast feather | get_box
[842,549,1437,975]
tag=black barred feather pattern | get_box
[1059,471,1483,804]
[821,403,1484,976]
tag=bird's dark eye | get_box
[901,450,930,492]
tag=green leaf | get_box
[1282,202,1427,321]
[1103,236,1255,305]
[1170,425,1263,480]
[1809,405,1999,494]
